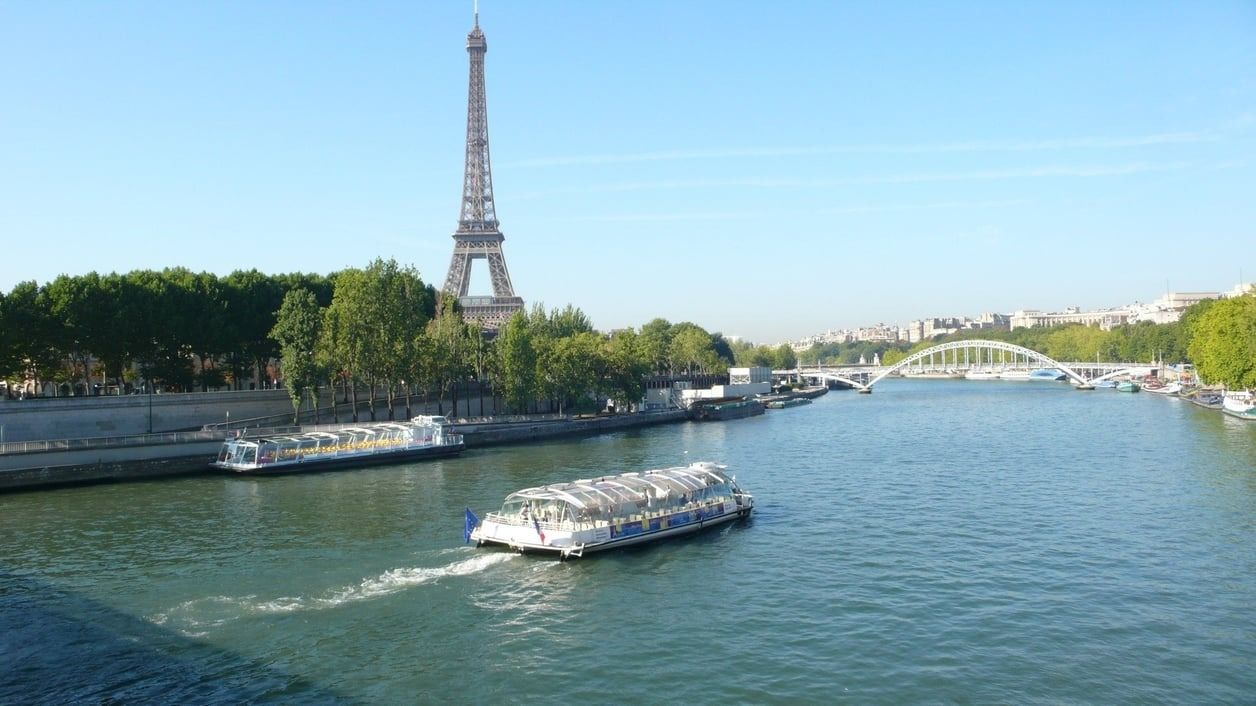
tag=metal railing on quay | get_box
[0,429,232,457]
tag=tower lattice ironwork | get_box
[441,10,523,330]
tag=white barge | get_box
[467,461,753,559]
[212,416,463,474]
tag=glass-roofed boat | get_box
[466,461,753,559]
[212,415,463,474]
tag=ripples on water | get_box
[2,380,1255,702]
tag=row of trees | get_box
[0,260,742,419]
[270,263,741,421]
[0,269,333,393]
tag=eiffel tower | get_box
[441,8,524,331]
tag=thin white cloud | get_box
[515,162,1190,199]
[503,132,1213,168]
[565,199,1033,223]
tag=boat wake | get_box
[150,552,516,635]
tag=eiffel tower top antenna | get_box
[473,0,478,27]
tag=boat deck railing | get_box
[242,432,463,467]
[484,495,735,532]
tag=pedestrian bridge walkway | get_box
[780,340,1151,393]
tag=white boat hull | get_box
[471,499,752,558]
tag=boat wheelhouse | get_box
[468,462,753,559]
[1222,391,1256,420]
[212,416,463,474]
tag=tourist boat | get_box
[467,461,753,559]
[212,416,464,474]
[1222,391,1256,420]
[1093,380,1118,389]
[1116,381,1140,393]
[999,370,1032,381]
[964,370,1001,381]
[1030,368,1067,381]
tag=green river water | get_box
[2,379,1255,703]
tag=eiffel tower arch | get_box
[442,9,524,331]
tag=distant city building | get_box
[1128,292,1218,325]
[787,283,1247,349]
[1010,307,1131,331]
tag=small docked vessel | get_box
[1093,380,1118,389]
[964,370,1001,381]
[1185,391,1224,409]
[467,462,753,559]
[999,370,1032,381]
[212,416,463,474]
[1222,391,1256,420]
[1116,381,1140,393]
[1030,368,1067,381]
[765,397,812,409]
[1144,381,1182,396]
[691,398,765,421]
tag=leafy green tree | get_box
[772,343,797,370]
[539,331,604,414]
[223,270,283,389]
[271,289,323,424]
[496,311,538,413]
[426,295,473,417]
[1187,294,1256,388]
[3,281,65,392]
[639,317,674,374]
[602,328,650,412]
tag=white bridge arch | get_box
[868,339,1088,389]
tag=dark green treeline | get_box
[0,260,737,419]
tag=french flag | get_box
[532,515,546,543]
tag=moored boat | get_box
[1030,368,1067,381]
[1093,380,1117,389]
[964,370,1001,381]
[212,416,463,474]
[691,398,765,421]
[999,370,1032,381]
[467,462,753,559]
[765,397,812,409]
[1222,391,1256,420]
[1116,381,1140,393]
[1144,381,1182,396]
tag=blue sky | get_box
[2,1,1253,342]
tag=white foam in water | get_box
[149,552,517,633]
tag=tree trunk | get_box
[351,381,359,422]
[368,380,377,421]
[451,381,459,420]
[387,383,395,420]
[404,384,412,420]
[314,385,321,424]
[331,378,340,423]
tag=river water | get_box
[2,380,1255,703]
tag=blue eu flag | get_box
[464,507,479,544]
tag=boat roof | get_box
[505,462,732,509]
[229,418,446,446]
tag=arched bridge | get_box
[792,339,1097,392]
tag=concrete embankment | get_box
[0,411,690,492]
[0,433,228,492]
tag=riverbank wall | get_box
[0,411,691,492]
